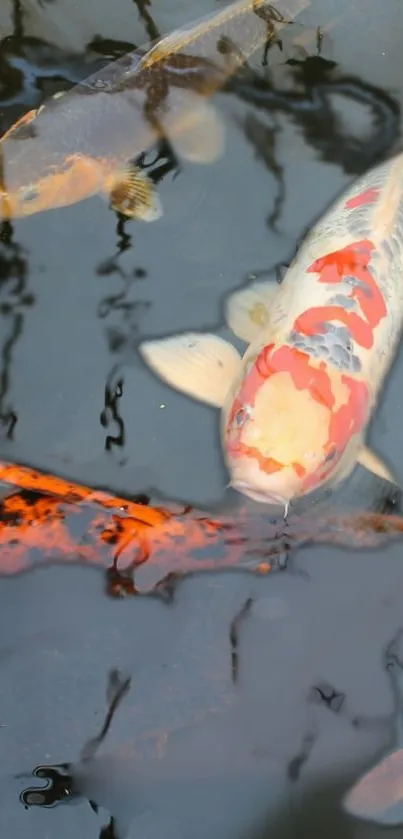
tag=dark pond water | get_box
[1,0,403,837]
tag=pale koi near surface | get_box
[0,0,309,221]
[140,153,403,510]
[343,631,403,826]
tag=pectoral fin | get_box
[139,332,242,407]
[358,446,398,485]
[161,89,225,164]
[225,280,279,343]
[108,165,162,221]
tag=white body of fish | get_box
[140,152,403,508]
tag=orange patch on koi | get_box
[233,344,335,415]
[30,155,105,209]
[227,344,336,474]
[302,374,369,490]
[271,346,335,408]
[234,449,284,475]
[345,188,380,210]
[292,461,306,478]
[0,153,108,219]
[328,375,369,451]
[296,239,387,349]
[295,305,374,349]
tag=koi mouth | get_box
[231,481,288,507]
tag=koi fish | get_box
[140,154,403,510]
[0,0,308,222]
[344,749,403,826]
[343,631,403,825]
[0,459,402,592]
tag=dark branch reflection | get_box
[100,364,125,453]
[0,218,34,439]
[19,668,134,839]
[132,0,161,43]
[231,53,400,175]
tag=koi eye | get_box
[60,158,75,172]
[21,185,40,202]
[234,406,252,428]
[324,446,337,463]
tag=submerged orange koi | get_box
[0,459,402,594]
[0,0,309,222]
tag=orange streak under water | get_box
[0,460,402,595]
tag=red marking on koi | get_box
[302,375,369,491]
[226,344,285,475]
[236,450,284,475]
[295,305,374,349]
[227,344,335,474]
[295,239,387,349]
[292,461,306,478]
[345,188,379,210]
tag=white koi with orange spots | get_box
[140,152,403,509]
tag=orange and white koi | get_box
[344,748,403,826]
[140,153,403,510]
[343,633,403,826]
[0,0,308,222]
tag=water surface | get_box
[0,0,403,837]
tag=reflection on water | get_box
[0,220,34,439]
[231,52,400,236]
[0,1,403,838]
[100,365,125,454]
[15,613,403,839]
[0,458,401,599]
[15,666,337,839]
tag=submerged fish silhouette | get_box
[0,0,309,221]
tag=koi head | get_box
[0,154,106,219]
[0,108,101,218]
[222,342,370,508]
